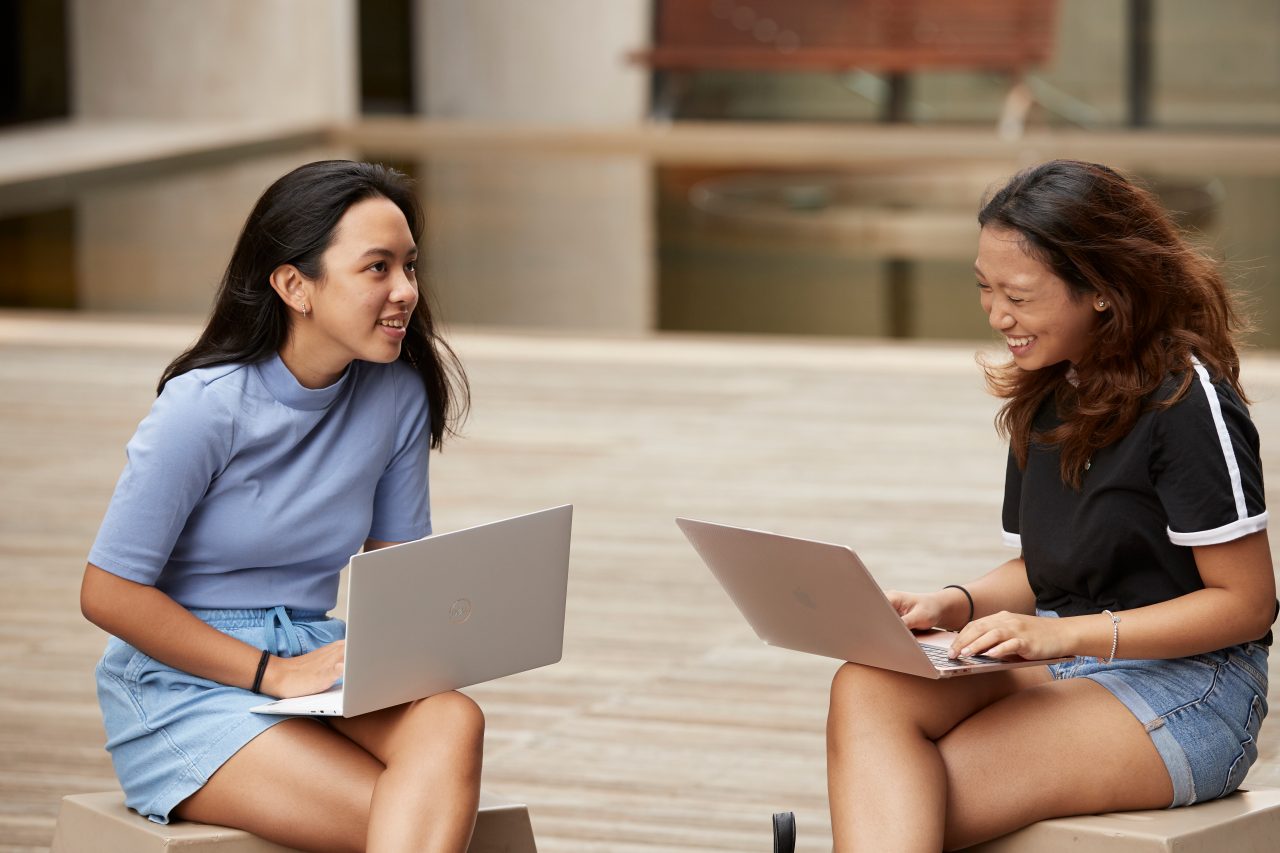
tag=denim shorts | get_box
[95,607,345,824]
[1045,631,1269,808]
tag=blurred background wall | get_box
[71,0,358,123]
[8,0,1278,131]
[1,0,1278,340]
[416,0,649,124]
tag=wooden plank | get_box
[2,313,1278,851]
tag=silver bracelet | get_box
[1102,610,1122,664]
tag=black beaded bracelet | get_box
[942,584,975,626]
[251,649,271,694]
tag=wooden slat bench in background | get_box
[631,0,1059,136]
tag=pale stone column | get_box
[415,0,650,124]
[423,154,654,333]
[75,148,352,314]
[68,0,358,313]
[71,0,357,123]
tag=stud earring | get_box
[1096,299,1108,310]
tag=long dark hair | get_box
[160,160,468,448]
[978,159,1247,488]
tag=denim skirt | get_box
[95,607,345,824]
[1048,641,1269,807]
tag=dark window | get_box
[0,0,70,127]
[360,0,416,115]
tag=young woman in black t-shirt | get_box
[823,160,1274,851]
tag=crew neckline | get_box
[255,353,352,411]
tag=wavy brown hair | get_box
[978,159,1248,489]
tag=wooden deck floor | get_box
[3,311,1280,852]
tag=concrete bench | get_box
[50,789,536,852]
[969,787,1280,852]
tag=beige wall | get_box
[416,0,649,124]
[75,147,349,314]
[423,154,654,332]
[71,0,358,123]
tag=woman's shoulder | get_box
[163,361,251,394]
[150,363,271,449]
[1149,358,1256,449]
[1152,358,1248,413]
[158,362,253,413]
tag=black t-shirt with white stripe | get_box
[1002,361,1271,641]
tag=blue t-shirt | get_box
[89,354,432,611]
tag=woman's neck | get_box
[278,337,349,389]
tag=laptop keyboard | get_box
[920,643,1004,669]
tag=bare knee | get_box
[423,690,484,738]
[831,661,874,705]
[401,690,485,756]
[829,663,940,749]
[830,662,916,717]
[830,664,884,741]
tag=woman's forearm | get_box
[80,563,266,690]
[951,533,1276,661]
[1059,587,1272,660]
[1061,531,1276,659]
[937,557,1037,629]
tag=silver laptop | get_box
[676,517,1068,678]
[251,505,572,717]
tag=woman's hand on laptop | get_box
[947,613,1071,661]
[258,640,346,698]
[887,589,969,632]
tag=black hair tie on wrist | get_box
[251,649,271,694]
[943,584,975,625]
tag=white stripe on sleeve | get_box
[1190,357,1249,521]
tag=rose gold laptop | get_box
[676,517,1068,678]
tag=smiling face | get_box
[975,226,1104,371]
[274,196,420,388]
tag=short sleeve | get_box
[1001,449,1023,548]
[88,374,234,584]
[367,365,431,543]
[1152,363,1267,546]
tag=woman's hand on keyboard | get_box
[886,589,957,632]
[947,612,1070,661]
[890,584,967,630]
[260,640,346,698]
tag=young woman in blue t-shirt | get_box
[818,160,1274,851]
[81,160,477,851]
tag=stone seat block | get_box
[969,787,1280,852]
[50,789,536,852]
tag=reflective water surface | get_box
[1,143,1277,346]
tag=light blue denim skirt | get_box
[1046,635,1269,808]
[95,607,345,824]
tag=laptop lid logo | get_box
[449,598,473,624]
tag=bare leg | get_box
[940,678,1173,850]
[826,663,1048,852]
[173,690,484,852]
[174,717,380,853]
[332,690,484,853]
[827,663,1174,852]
